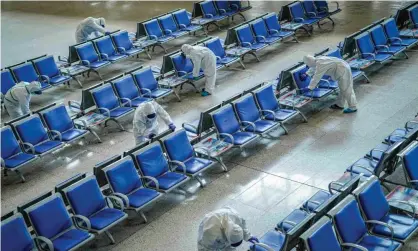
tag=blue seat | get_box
[112,75,151,107]
[13,116,65,156]
[382,18,418,48]
[200,1,228,21]
[173,9,203,33]
[401,141,418,189]
[329,196,402,251]
[11,62,51,90]
[354,177,418,241]
[302,1,329,19]
[63,176,127,244]
[214,0,239,17]
[40,104,89,143]
[212,104,258,147]
[326,48,369,82]
[236,24,269,51]
[104,156,162,223]
[253,85,303,126]
[163,129,214,183]
[233,94,281,134]
[91,83,135,119]
[158,14,188,38]
[301,190,333,213]
[171,53,204,79]
[133,143,189,192]
[132,67,174,100]
[24,194,94,251]
[409,5,418,28]
[355,32,393,63]
[75,42,110,80]
[384,128,409,144]
[370,25,407,56]
[251,230,286,251]
[1,69,16,97]
[276,209,310,233]
[289,2,319,25]
[366,142,390,161]
[1,126,37,182]
[262,13,295,39]
[1,213,36,251]
[205,38,240,67]
[94,36,128,62]
[291,66,333,98]
[144,19,175,43]
[250,19,282,44]
[33,55,71,86]
[111,30,146,57]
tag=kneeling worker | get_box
[181,44,217,97]
[198,207,259,251]
[4,81,42,119]
[302,55,358,113]
[75,17,109,43]
[132,101,176,145]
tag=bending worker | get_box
[75,17,109,43]
[4,81,42,119]
[181,44,217,97]
[198,207,259,251]
[302,55,358,113]
[132,101,176,145]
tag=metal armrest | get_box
[80,60,91,67]
[405,120,418,129]
[306,11,317,17]
[269,29,279,35]
[194,146,211,157]
[277,220,297,232]
[141,175,160,190]
[341,243,367,251]
[231,3,239,10]
[241,42,252,48]
[349,164,374,174]
[375,44,390,53]
[388,199,416,216]
[182,122,198,132]
[149,35,158,40]
[139,88,152,97]
[99,53,109,61]
[219,9,226,14]
[22,142,36,154]
[369,148,385,158]
[240,121,256,132]
[251,243,275,251]
[34,236,54,251]
[97,107,111,118]
[164,29,173,35]
[303,200,321,212]
[260,109,277,121]
[179,24,187,29]
[329,181,345,194]
[294,17,305,22]
[112,192,130,207]
[255,35,266,43]
[119,97,132,107]
[387,133,406,142]
[219,133,234,145]
[106,195,125,211]
[333,1,340,10]
[117,46,126,54]
[205,13,214,18]
[216,56,222,62]
[320,78,331,88]
[39,75,50,84]
[389,37,402,43]
[361,52,376,60]
[366,220,394,239]
[49,130,63,141]
[72,214,91,231]
[169,160,187,174]
[177,71,189,78]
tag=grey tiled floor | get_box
[1,1,418,250]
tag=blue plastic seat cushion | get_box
[40,81,52,90]
[303,190,332,212]
[178,157,213,174]
[385,128,407,144]
[181,24,201,32]
[89,61,110,69]
[249,43,268,50]
[109,107,133,118]
[391,38,418,47]
[318,79,338,89]
[357,234,401,251]
[52,229,91,251]
[372,214,418,240]
[261,36,281,44]
[4,153,36,169]
[273,30,294,38]
[218,56,237,65]
[183,119,199,134]
[223,131,256,145]
[252,230,285,251]
[351,70,363,79]
[50,75,71,85]
[124,48,144,56]
[302,88,332,98]
[263,109,297,121]
[146,89,171,99]
[130,97,152,107]
[34,141,63,154]
[366,143,389,160]
[157,36,174,43]
[1,216,35,251]
[151,172,187,190]
[128,187,160,208]
[107,54,128,62]
[307,220,342,251]
[277,209,309,232]
[376,45,405,54]
[171,30,188,37]
[61,129,88,142]
[243,120,277,133]
[363,53,392,62]
[347,158,377,176]
[89,208,125,230]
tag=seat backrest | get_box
[113,75,141,100]
[26,194,73,239]
[132,67,158,93]
[357,179,389,221]
[302,217,342,251]
[205,38,226,58]
[326,49,342,59]
[355,32,375,55]
[91,84,120,111]
[144,19,164,39]
[173,9,191,26]
[1,126,22,159]
[171,53,194,76]
[409,6,418,25]
[236,25,255,44]
[314,1,328,11]
[1,70,16,95]
[263,13,282,32]
[289,2,306,20]
[370,25,388,46]
[159,14,178,33]
[234,94,261,123]
[212,104,240,135]
[33,55,60,78]
[95,36,117,57]
[302,1,318,15]
[41,104,74,133]
[104,156,143,195]
[404,141,418,181]
[254,85,279,111]
[65,176,106,218]
[215,0,229,11]
[201,1,218,16]
[11,62,39,83]
[14,116,49,145]
[111,30,133,50]
[134,143,169,178]
[1,213,35,251]
[163,129,194,162]
[76,42,99,63]
[382,18,400,38]
[251,19,269,38]
[292,65,311,89]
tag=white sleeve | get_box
[308,64,327,89]
[87,19,106,34]
[191,54,202,77]
[240,217,251,241]
[154,102,173,125]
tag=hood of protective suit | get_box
[303,55,316,68]
[224,221,244,245]
[181,44,194,56]
[96,17,106,27]
[25,81,42,93]
[137,102,156,122]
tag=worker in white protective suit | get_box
[75,17,109,43]
[181,44,217,97]
[197,207,259,251]
[3,81,42,119]
[302,55,358,113]
[132,101,176,145]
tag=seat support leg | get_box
[105,230,116,244]
[248,51,260,62]
[239,59,246,69]
[105,119,125,131]
[281,123,289,135]
[238,13,246,21]
[94,70,103,80]
[195,176,205,187]
[327,17,335,26]
[173,89,181,102]
[144,50,152,60]
[15,170,25,183]
[72,76,83,88]
[139,211,148,223]
[216,157,228,172]
[89,129,102,143]
[363,73,371,83]
[4,169,8,176]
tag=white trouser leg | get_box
[205,72,216,94]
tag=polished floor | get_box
[1,1,418,250]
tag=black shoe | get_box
[330,104,344,110]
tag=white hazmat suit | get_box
[4,82,42,119]
[75,17,107,43]
[303,55,357,109]
[133,101,173,145]
[181,44,217,94]
[198,207,251,251]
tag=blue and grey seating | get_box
[172,9,204,34]
[10,62,52,90]
[171,52,204,80]
[63,175,128,244]
[355,32,394,63]
[93,36,128,63]
[12,115,65,156]
[75,42,111,80]
[23,193,95,251]
[1,69,16,101]
[302,1,329,19]
[353,176,418,242]
[103,156,163,222]
[111,30,149,59]
[262,13,296,40]
[235,24,268,61]
[369,25,408,58]
[276,209,311,233]
[162,129,215,186]
[384,120,418,144]
[250,18,282,45]
[328,195,402,251]
[289,2,320,26]
[214,0,244,21]
[33,55,72,87]
[112,75,152,107]
[132,142,190,193]
[200,1,228,23]
[1,126,38,182]
[212,104,259,148]
[158,14,188,38]
[399,141,418,189]
[132,67,178,101]
[290,65,334,99]
[382,18,418,48]
[205,37,243,68]
[143,19,174,53]
[326,48,370,82]
[90,83,135,130]
[1,213,36,251]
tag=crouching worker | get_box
[4,81,42,119]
